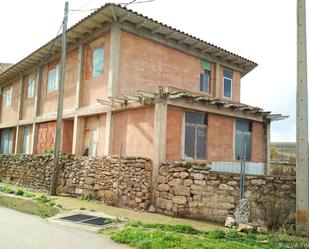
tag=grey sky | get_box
[0,0,301,142]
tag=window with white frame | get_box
[92,47,104,77]
[27,77,35,98]
[4,87,12,107]
[47,64,59,92]
[184,112,207,160]
[223,68,233,98]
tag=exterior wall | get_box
[36,121,56,154]
[112,107,154,158]
[207,113,235,162]
[81,34,110,106]
[0,79,20,124]
[118,32,217,97]
[166,107,183,161]
[165,107,265,163]
[251,121,265,162]
[39,49,78,116]
[22,73,36,120]
[62,119,73,154]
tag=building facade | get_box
[0,4,285,175]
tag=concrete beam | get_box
[167,99,264,122]
[151,101,167,206]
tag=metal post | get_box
[296,0,309,236]
[50,2,69,196]
[116,144,123,205]
[240,138,246,200]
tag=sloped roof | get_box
[0,3,257,84]
[0,63,13,74]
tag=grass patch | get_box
[110,222,309,249]
[0,184,58,217]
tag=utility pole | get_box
[50,1,69,196]
[296,0,309,236]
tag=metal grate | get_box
[81,217,111,226]
[59,214,96,222]
[58,214,111,227]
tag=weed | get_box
[0,184,15,194]
[80,207,86,210]
[37,208,52,218]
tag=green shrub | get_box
[15,188,25,196]
[42,148,55,155]
[35,194,51,203]
[207,229,226,239]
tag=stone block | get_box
[172,196,187,205]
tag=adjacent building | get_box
[0,4,285,175]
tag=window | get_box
[184,112,207,160]
[200,70,210,92]
[0,128,14,154]
[27,78,35,98]
[4,87,12,107]
[23,127,31,154]
[235,120,251,161]
[223,68,233,98]
[200,60,211,93]
[92,47,104,77]
[47,64,59,92]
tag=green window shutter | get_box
[200,60,211,71]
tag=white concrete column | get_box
[296,0,309,235]
[104,23,121,155]
[14,126,20,154]
[72,116,85,156]
[17,76,24,121]
[33,67,42,118]
[75,44,85,109]
[215,62,221,98]
[30,123,38,154]
[151,101,167,205]
[107,23,121,97]
[265,122,271,175]
[104,111,113,155]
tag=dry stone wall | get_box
[156,161,296,227]
[0,154,152,210]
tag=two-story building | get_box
[0,4,285,176]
